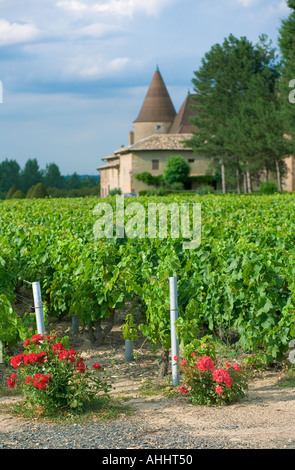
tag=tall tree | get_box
[20,158,43,193]
[186,34,282,193]
[221,37,290,192]
[43,163,65,189]
[0,159,20,193]
[66,172,82,190]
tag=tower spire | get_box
[134,69,176,124]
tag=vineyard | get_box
[1,193,295,369]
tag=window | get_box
[152,159,159,170]
[188,159,195,163]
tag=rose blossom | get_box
[31,334,44,343]
[31,374,52,390]
[195,356,215,371]
[7,373,17,389]
[10,353,26,368]
[212,369,233,387]
[51,342,65,355]
[23,352,48,365]
[76,359,86,373]
[59,349,77,363]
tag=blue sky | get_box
[0,0,291,175]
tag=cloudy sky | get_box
[0,0,291,175]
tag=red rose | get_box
[51,342,65,355]
[93,363,101,369]
[215,386,223,395]
[32,373,52,390]
[24,353,38,365]
[212,368,233,387]
[10,353,26,368]
[31,334,44,343]
[59,349,77,362]
[24,352,48,365]
[76,359,86,373]
[179,386,188,395]
[7,373,17,389]
[196,356,215,371]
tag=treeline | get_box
[0,158,99,200]
[185,2,295,194]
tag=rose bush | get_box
[174,338,248,406]
[7,333,111,415]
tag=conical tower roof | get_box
[134,68,176,123]
[169,93,197,134]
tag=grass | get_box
[0,396,134,425]
[138,378,179,398]
[277,365,295,388]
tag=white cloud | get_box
[66,54,130,78]
[56,0,87,12]
[56,0,176,18]
[0,19,39,46]
[236,0,259,6]
[76,22,125,38]
[236,0,290,11]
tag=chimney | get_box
[129,130,134,145]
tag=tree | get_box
[43,163,65,189]
[66,172,82,190]
[20,158,43,193]
[163,155,190,186]
[221,38,290,192]
[12,189,26,199]
[31,182,49,199]
[186,34,281,193]
[0,159,20,193]
[27,185,36,198]
[6,186,17,200]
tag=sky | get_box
[0,0,291,176]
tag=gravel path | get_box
[0,415,226,450]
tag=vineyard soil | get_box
[1,310,295,449]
